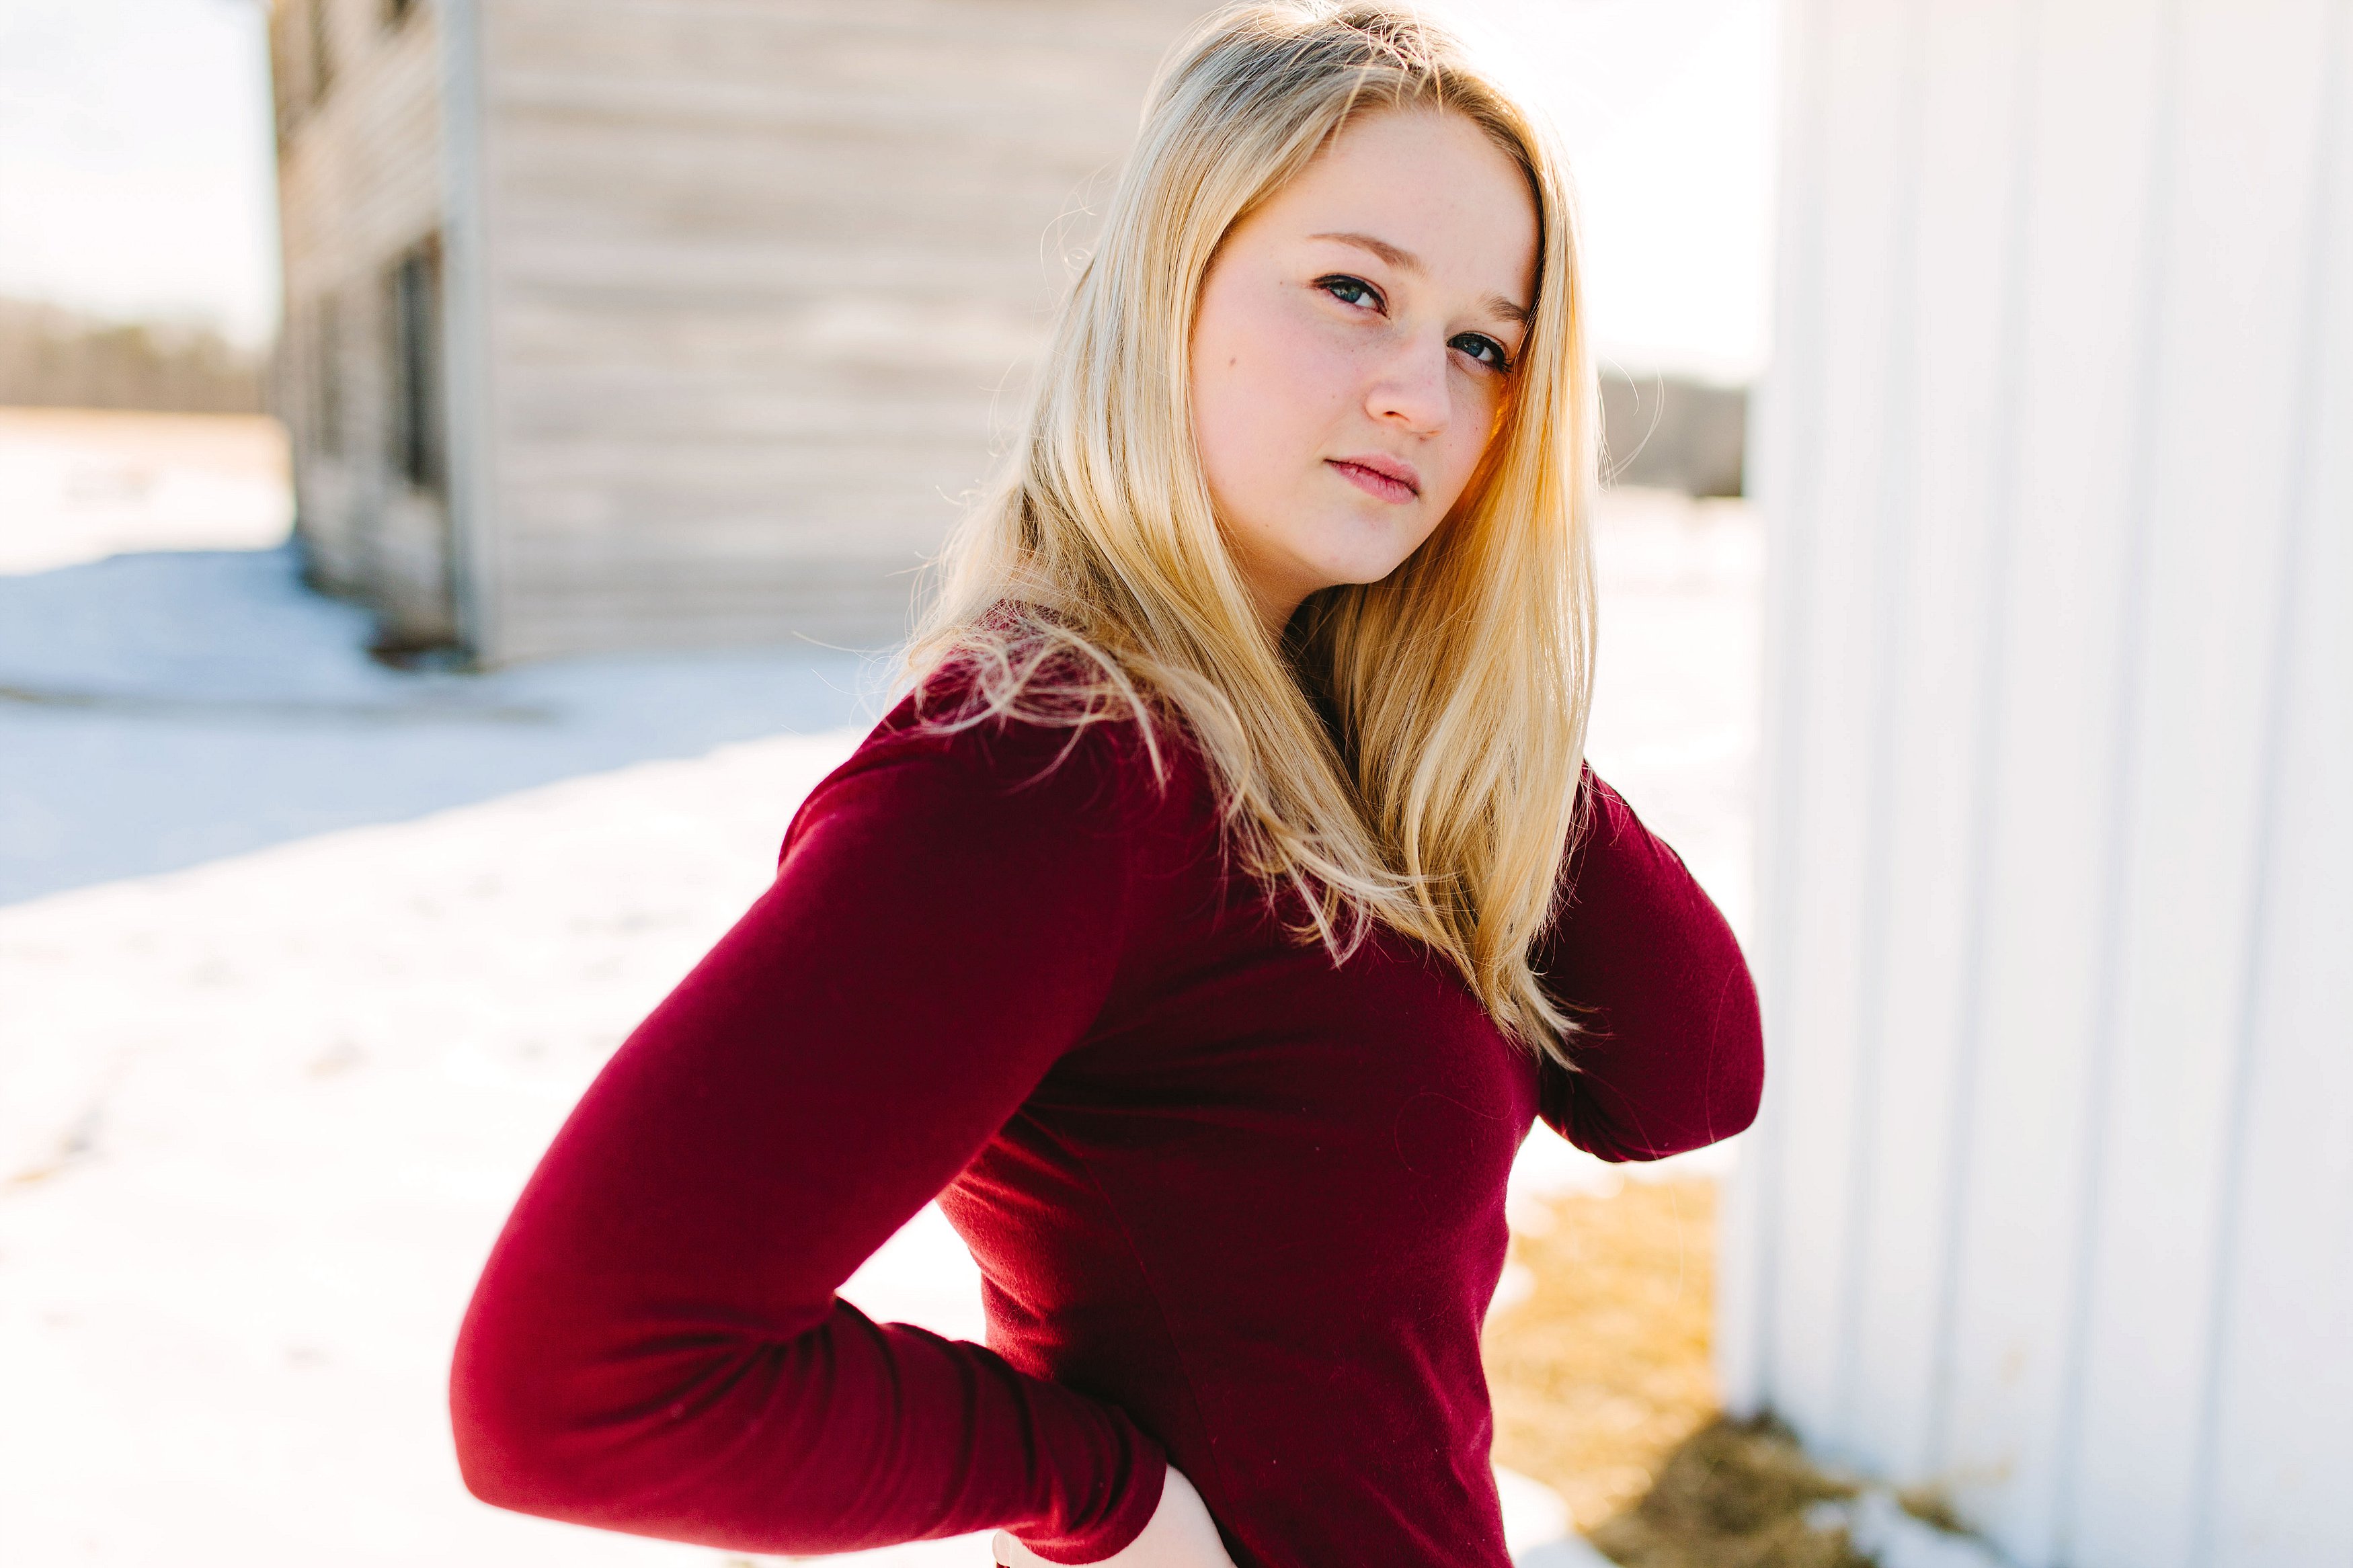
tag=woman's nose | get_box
[1363,333,1450,436]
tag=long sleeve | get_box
[448,727,1167,1562]
[1536,766,1765,1161]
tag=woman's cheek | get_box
[1239,331,1353,499]
[1435,381,1505,508]
[1268,311,1363,425]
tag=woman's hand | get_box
[992,1466,1237,1567]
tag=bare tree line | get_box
[0,297,266,414]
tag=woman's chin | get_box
[1311,535,1434,591]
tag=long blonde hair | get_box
[906,1,1599,1064]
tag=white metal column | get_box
[1722,1,2353,1563]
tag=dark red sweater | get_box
[449,692,1762,1566]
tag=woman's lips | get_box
[1326,456,1421,504]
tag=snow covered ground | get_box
[0,410,295,577]
[0,425,1757,1566]
[0,546,880,903]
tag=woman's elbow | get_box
[450,1310,832,1539]
[452,1416,557,1519]
[448,1325,590,1520]
[1704,967,1766,1145]
[1711,1057,1763,1147]
[447,1298,660,1526]
[1583,973,1764,1161]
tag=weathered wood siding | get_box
[466,0,1216,659]
[1721,1,2353,1564]
[271,0,455,642]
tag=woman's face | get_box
[1190,108,1539,630]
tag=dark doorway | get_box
[389,237,444,497]
[373,233,459,659]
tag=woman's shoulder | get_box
[783,655,1201,863]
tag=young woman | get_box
[448,6,1763,1566]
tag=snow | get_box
[0,409,293,576]
[0,733,926,1566]
[1808,1491,2019,1568]
[0,545,883,903]
[0,440,1761,1565]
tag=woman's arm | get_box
[997,1469,1236,1568]
[1535,766,1765,1161]
[448,730,1168,1563]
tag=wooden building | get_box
[1723,1,2352,1565]
[268,0,1211,661]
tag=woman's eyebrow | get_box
[1310,231,1530,326]
[1311,230,1425,274]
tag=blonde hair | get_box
[905,1,1599,1064]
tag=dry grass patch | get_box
[1483,1179,1868,1567]
[1483,1178,1721,1528]
[1588,1417,1869,1568]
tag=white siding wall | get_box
[1722,1,2353,1564]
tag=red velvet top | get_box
[448,688,1763,1567]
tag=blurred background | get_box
[1,2,2346,1567]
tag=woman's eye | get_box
[1317,274,1382,311]
[1451,333,1511,372]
